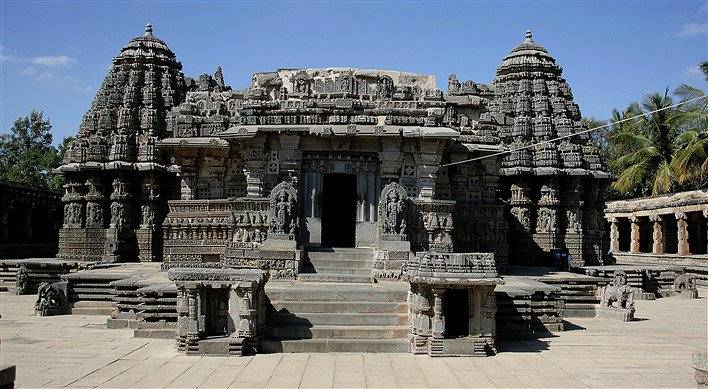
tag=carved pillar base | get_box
[136,227,161,262]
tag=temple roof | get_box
[496,30,560,76]
[114,23,181,67]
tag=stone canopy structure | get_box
[54,24,609,270]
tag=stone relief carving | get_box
[268,182,297,236]
[379,183,408,236]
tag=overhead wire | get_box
[440,94,708,168]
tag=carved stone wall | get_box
[162,200,232,267]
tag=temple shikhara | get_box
[19,23,693,358]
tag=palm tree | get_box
[671,84,708,185]
[609,89,678,196]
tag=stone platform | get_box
[1,289,705,388]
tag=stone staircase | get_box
[298,247,374,283]
[261,281,410,353]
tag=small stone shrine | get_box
[46,24,614,356]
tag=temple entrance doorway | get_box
[321,173,357,247]
[204,288,229,337]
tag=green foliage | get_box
[604,76,707,197]
[0,110,66,191]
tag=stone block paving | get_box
[1,290,706,388]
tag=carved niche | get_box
[378,183,408,237]
[268,182,297,236]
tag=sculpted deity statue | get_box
[378,182,408,236]
[268,182,297,236]
[86,203,103,228]
[377,76,393,99]
[385,191,407,234]
[141,204,154,227]
[448,74,461,94]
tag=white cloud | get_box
[31,55,76,67]
[675,22,708,37]
[684,65,704,78]
[75,85,94,93]
[0,47,77,67]
[18,66,56,82]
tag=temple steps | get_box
[267,312,408,327]
[260,338,410,353]
[267,325,409,340]
[300,247,374,284]
[298,273,373,283]
[270,301,408,314]
[263,281,409,353]
[265,282,408,302]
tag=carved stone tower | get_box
[492,31,610,265]
[56,23,187,262]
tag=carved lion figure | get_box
[674,273,697,292]
[600,270,634,309]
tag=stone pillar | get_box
[563,177,584,264]
[629,216,640,254]
[414,141,446,200]
[534,177,560,253]
[379,138,402,187]
[179,172,196,200]
[650,214,664,255]
[676,212,690,256]
[185,287,200,353]
[105,175,131,262]
[609,216,620,252]
[137,174,161,262]
[84,177,105,229]
[238,137,267,198]
[431,288,445,339]
[61,179,84,229]
[278,134,302,187]
[509,178,532,232]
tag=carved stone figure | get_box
[15,265,29,295]
[601,271,633,309]
[35,282,67,315]
[674,273,698,298]
[379,183,408,236]
[268,182,297,235]
[597,270,635,321]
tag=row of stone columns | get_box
[609,209,707,256]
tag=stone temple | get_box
[43,24,617,355]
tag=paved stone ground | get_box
[1,290,706,388]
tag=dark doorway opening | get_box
[321,173,357,247]
[444,289,470,338]
[204,288,229,336]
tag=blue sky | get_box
[1,1,706,145]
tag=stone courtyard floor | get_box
[1,291,706,388]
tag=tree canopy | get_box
[0,110,72,191]
[602,66,707,198]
